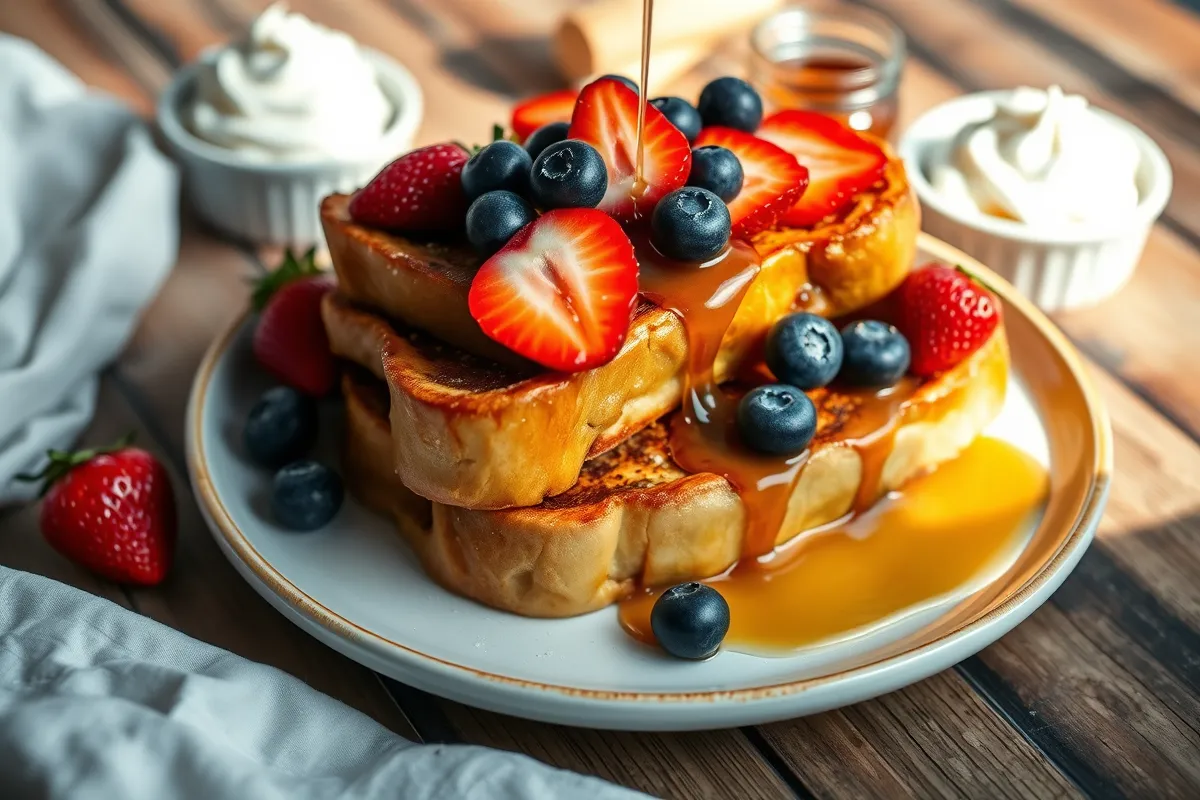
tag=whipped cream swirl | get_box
[188,3,394,161]
[930,86,1140,227]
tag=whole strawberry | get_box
[349,142,470,231]
[18,437,177,586]
[252,248,337,396]
[896,264,1001,377]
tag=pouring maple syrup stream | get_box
[632,0,653,194]
[622,0,1047,654]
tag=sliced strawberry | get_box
[511,89,578,142]
[568,78,690,221]
[693,127,808,238]
[349,143,470,231]
[756,110,886,227]
[467,209,639,372]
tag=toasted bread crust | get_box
[322,154,919,511]
[340,326,1009,617]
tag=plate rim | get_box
[186,233,1112,707]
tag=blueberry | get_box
[599,73,639,93]
[529,139,608,209]
[243,386,317,468]
[650,187,731,262]
[687,145,744,203]
[697,76,763,133]
[839,320,911,387]
[271,461,344,531]
[523,121,570,159]
[651,96,702,142]
[766,313,844,391]
[650,582,730,660]
[461,140,532,201]
[737,384,817,455]
[465,190,536,257]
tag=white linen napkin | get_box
[0,35,179,504]
[0,566,646,799]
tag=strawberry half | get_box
[895,264,1001,377]
[467,209,638,372]
[568,78,690,221]
[693,127,808,238]
[756,110,886,227]
[511,89,578,142]
[349,143,470,232]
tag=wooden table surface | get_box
[3,0,1200,797]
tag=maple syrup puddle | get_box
[619,436,1049,655]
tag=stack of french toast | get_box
[319,75,1009,620]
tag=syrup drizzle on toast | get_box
[620,0,1044,653]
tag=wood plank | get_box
[1005,0,1200,112]
[440,703,795,800]
[759,671,1080,799]
[118,0,231,62]
[116,226,257,455]
[0,0,154,112]
[857,0,1200,244]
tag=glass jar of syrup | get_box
[749,5,904,140]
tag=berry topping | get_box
[568,77,691,221]
[895,264,1001,377]
[839,320,911,387]
[252,249,337,396]
[465,190,537,257]
[523,121,571,158]
[272,461,344,532]
[349,143,470,231]
[737,384,818,456]
[467,208,638,372]
[697,76,763,133]
[244,386,318,468]
[650,582,730,660]
[599,74,639,93]
[511,89,578,142]
[756,110,887,227]
[650,187,731,262]
[686,145,744,203]
[766,313,844,391]
[18,437,176,586]
[529,139,609,210]
[650,96,702,142]
[461,140,532,201]
[692,127,808,237]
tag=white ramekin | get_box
[157,49,423,247]
[899,92,1172,312]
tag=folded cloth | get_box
[0,567,646,799]
[0,35,179,505]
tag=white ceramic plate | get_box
[187,236,1111,731]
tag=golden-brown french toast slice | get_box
[340,324,1009,618]
[320,146,917,363]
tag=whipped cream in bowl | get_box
[189,4,395,161]
[900,87,1171,311]
[929,86,1141,229]
[157,3,422,244]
